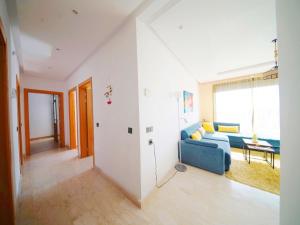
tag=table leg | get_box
[273,153,275,169]
[248,149,250,164]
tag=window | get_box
[214,78,280,139]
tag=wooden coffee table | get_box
[242,139,275,169]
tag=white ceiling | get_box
[17,0,145,80]
[16,0,277,82]
[148,0,277,82]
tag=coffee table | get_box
[242,139,275,169]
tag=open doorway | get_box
[78,78,94,158]
[68,87,78,150]
[24,89,65,156]
[29,93,59,154]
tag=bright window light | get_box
[214,79,280,139]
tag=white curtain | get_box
[214,77,280,139]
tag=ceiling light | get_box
[56,48,61,51]
[72,9,79,15]
[178,25,183,30]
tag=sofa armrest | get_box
[180,140,225,175]
[185,138,218,148]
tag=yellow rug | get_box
[225,148,280,195]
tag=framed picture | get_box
[183,91,193,113]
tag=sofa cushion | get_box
[202,139,230,154]
[191,131,202,140]
[214,122,240,132]
[203,122,215,133]
[185,138,218,148]
[198,127,206,136]
[218,125,239,133]
[203,132,229,142]
[181,123,201,140]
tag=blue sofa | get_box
[213,122,280,154]
[180,123,231,175]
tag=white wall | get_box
[29,93,54,138]
[277,0,300,224]
[65,18,142,200]
[136,21,200,199]
[199,82,214,122]
[0,0,21,215]
[21,74,66,91]
[20,74,67,151]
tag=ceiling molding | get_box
[217,61,274,76]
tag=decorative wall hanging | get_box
[104,85,112,105]
[183,90,193,113]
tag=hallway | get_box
[17,146,279,225]
[30,138,59,155]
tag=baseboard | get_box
[30,135,54,141]
[140,164,178,208]
[140,186,158,208]
[94,167,142,208]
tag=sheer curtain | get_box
[252,78,280,139]
[214,77,280,139]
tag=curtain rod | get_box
[213,69,278,88]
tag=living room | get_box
[143,0,280,194]
[185,71,280,194]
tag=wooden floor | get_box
[17,147,279,225]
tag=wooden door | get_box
[0,18,15,225]
[69,88,77,149]
[79,79,94,158]
[16,76,23,167]
[86,86,94,156]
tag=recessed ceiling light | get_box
[178,25,183,30]
[72,9,79,15]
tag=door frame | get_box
[68,87,78,150]
[24,88,65,156]
[0,17,15,225]
[16,75,23,167]
[78,78,94,159]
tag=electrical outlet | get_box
[128,127,133,134]
[148,139,153,145]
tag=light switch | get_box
[128,127,133,134]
